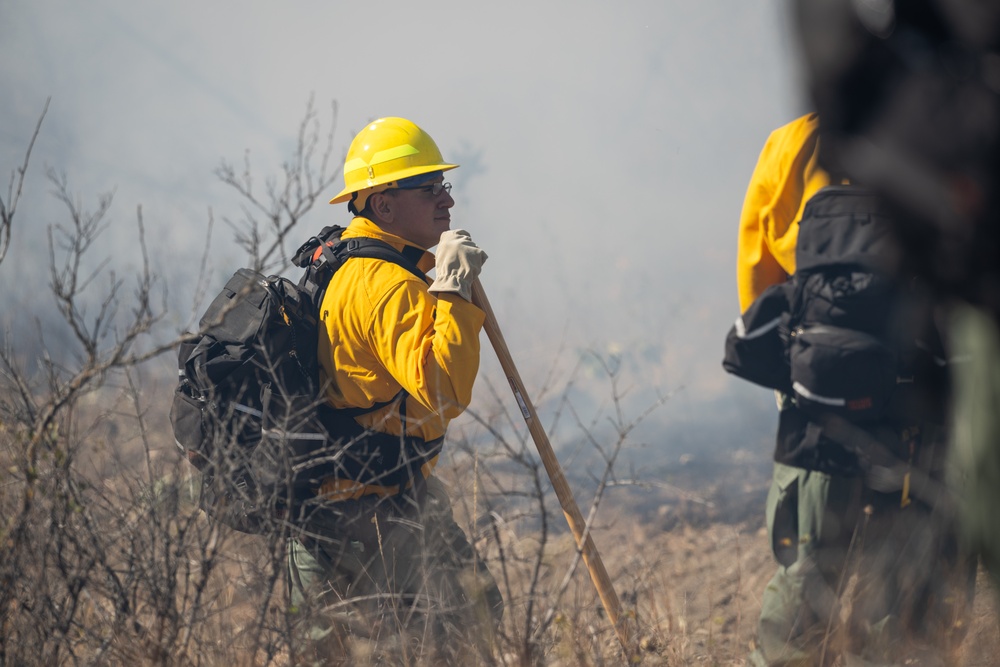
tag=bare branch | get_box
[215,96,340,273]
[0,98,49,266]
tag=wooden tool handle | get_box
[470,278,631,650]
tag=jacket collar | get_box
[345,217,436,274]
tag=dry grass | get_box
[3,378,1000,665]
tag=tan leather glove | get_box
[429,229,488,302]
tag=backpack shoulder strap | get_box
[292,226,427,307]
[295,230,427,436]
[336,237,426,281]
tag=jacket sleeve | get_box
[368,279,485,419]
[737,139,789,313]
[736,113,829,313]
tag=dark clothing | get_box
[287,476,502,663]
[750,401,974,666]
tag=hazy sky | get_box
[1,1,809,462]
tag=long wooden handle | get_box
[470,278,631,651]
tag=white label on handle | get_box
[508,377,531,420]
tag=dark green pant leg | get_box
[753,464,865,666]
[948,303,1000,586]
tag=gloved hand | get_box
[429,229,487,302]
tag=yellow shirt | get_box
[736,113,833,312]
[317,217,485,448]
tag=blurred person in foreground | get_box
[286,117,503,663]
[736,111,974,665]
[791,0,1000,609]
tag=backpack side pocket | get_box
[723,282,794,394]
[789,324,898,422]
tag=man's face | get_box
[382,177,454,249]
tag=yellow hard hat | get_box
[329,117,458,205]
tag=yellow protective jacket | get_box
[316,217,485,496]
[736,113,834,312]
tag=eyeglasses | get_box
[396,181,452,196]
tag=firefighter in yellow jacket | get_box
[738,113,971,665]
[287,117,502,661]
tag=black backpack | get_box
[169,225,437,533]
[723,186,947,475]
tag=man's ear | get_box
[374,192,393,220]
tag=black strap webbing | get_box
[305,232,430,484]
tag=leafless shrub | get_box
[0,99,338,665]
